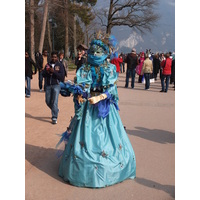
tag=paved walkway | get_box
[25,69,175,200]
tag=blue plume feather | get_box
[109,35,118,49]
[56,130,71,149]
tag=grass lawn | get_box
[67,59,76,71]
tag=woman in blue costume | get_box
[57,34,136,188]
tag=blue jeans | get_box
[120,63,125,73]
[25,76,31,96]
[39,71,47,90]
[122,62,125,72]
[161,74,170,92]
[144,73,151,90]
[125,68,135,88]
[45,84,60,119]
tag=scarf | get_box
[87,54,107,66]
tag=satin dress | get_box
[58,61,136,188]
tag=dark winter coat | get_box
[171,59,175,83]
[153,57,160,74]
[25,57,37,79]
[125,53,139,70]
[42,61,65,85]
[75,57,86,72]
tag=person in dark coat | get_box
[171,54,175,89]
[25,51,37,98]
[75,51,86,72]
[35,49,51,92]
[153,53,160,81]
[42,51,65,124]
[59,50,68,79]
[125,48,139,88]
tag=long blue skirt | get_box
[58,100,136,188]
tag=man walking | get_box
[25,51,37,98]
[42,51,65,124]
[125,48,139,88]
[59,50,68,80]
[36,49,50,91]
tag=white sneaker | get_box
[52,118,57,124]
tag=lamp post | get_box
[49,18,57,51]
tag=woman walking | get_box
[141,53,153,90]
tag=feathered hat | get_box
[89,31,118,55]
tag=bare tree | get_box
[38,0,49,53]
[94,0,160,35]
[29,0,35,62]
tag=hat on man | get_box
[131,48,136,53]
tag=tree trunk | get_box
[64,0,69,58]
[29,0,35,62]
[73,14,77,56]
[106,0,113,35]
[47,14,52,54]
[38,0,48,54]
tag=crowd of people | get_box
[118,49,175,92]
[72,47,175,92]
[25,46,175,123]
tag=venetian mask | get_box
[89,44,105,57]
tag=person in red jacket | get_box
[110,52,123,78]
[160,53,172,93]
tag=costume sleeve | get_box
[102,63,118,86]
[102,63,119,103]
[60,65,93,119]
[76,65,93,93]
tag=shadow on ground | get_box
[30,88,46,93]
[25,143,67,184]
[127,127,175,144]
[25,144,175,197]
[135,177,175,198]
[25,112,51,123]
